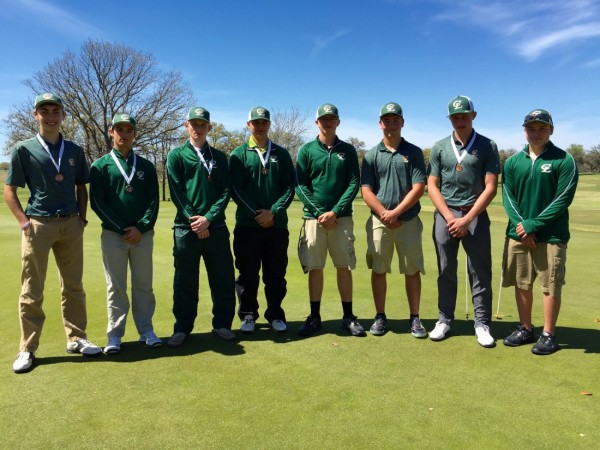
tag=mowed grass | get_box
[0,170,598,449]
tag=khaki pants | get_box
[19,216,88,352]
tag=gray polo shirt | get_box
[361,139,426,221]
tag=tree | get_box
[585,145,600,173]
[422,148,431,169]
[4,39,194,162]
[207,122,248,155]
[498,148,517,169]
[269,107,311,162]
[346,136,366,166]
[567,144,586,172]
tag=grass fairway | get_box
[0,171,598,449]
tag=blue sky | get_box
[1,0,600,160]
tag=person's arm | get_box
[427,175,454,223]
[136,161,160,233]
[229,147,258,216]
[269,149,295,218]
[331,145,359,216]
[76,184,89,225]
[89,164,127,233]
[167,149,195,222]
[3,185,29,228]
[447,173,497,237]
[520,153,578,235]
[501,157,525,228]
[295,145,325,217]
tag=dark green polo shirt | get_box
[229,140,295,228]
[428,130,500,207]
[361,139,426,221]
[6,135,89,216]
[90,149,159,234]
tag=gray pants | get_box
[432,209,492,327]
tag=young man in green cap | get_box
[361,102,427,337]
[501,109,578,355]
[427,95,500,348]
[295,103,364,337]
[90,113,161,354]
[230,106,295,333]
[5,92,101,373]
[166,107,236,346]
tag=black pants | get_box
[233,226,289,323]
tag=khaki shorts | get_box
[298,217,356,272]
[366,215,425,275]
[502,238,567,297]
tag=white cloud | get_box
[311,29,350,56]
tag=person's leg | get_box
[515,287,534,329]
[337,267,353,304]
[100,229,131,339]
[18,218,54,352]
[262,228,289,323]
[172,228,201,335]
[203,228,236,330]
[371,272,387,314]
[542,294,561,334]
[366,215,392,315]
[432,211,460,324]
[129,230,156,336]
[536,242,567,335]
[53,216,88,342]
[396,216,425,316]
[233,227,262,320]
[405,272,421,316]
[308,269,324,303]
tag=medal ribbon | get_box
[253,140,272,171]
[193,143,214,176]
[450,131,477,165]
[36,133,64,174]
[110,149,137,186]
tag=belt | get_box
[30,213,79,219]
[449,205,474,212]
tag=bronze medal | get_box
[456,163,464,172]
[262,167,268,175]
[125,185,134,193]
[208,175,213,182]
[55,173,64,182]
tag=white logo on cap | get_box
[121,114,130,120]
[386,104,395,111]
[531,110,542,116]
[324,105,333,112]
[256,108,265,115]
[43,93,53,100]
[453,100,463,109]
[195,108,204,115]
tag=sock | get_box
[341,301,353,318]
[542,330,553,337]
[310,301,321,317]
[410,314,419,321]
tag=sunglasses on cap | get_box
[523,113,553,126]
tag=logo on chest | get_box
[540,164,551,173]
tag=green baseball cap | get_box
[248,106,271,122]
[316,103,339,120]
[380,102,403,118]
[187,107,210,122]
[522,109,553,127]
[448,95,474,116]
[34,92,63,109]
[111,113,137,128]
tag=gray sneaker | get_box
[139,331,163,348]
[370,314,387,336]
[167,332,187,348]
[343,315,367,337]
[410,317,428,339]
[66,338,102,357]
[212,328,236,341]
[104,336,121,354]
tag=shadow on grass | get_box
[32,331,246,368]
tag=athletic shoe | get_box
[298,315,322,336]
[503,325,536,347]
[370,314,387,336]
[139,331,163,348]
[212,328,236,341]
[532,333,559,355]
[430,321,450,341]
[167,332,187,348]
[343,315,367,337]
[410,317,428,338]
[66,338,102,356]
[13,352,34,374]
[271,319,287,333]
[475,325,496,348]
[240,315,255,334]
[104,337,121,354]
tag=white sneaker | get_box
[240,315,255,333]
[66,338,102,356]
[475,325,496,348]
[13,352,34,373]
[430,321,450,341]
[212,328,236,341]
[139,331,163,348]
[104,337,121,354]
[271,319,287,333]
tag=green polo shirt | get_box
[6,135,89,216]
[167,141,231,228]
[502,142,578,243]
[230,140,295,228]
[361,139,426,221]
[428,130,500,207]
[295,136,359,219]
[90,149,159,234]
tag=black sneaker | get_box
[532,333,559,355]
[503,325,536,347]
[298,315,322,336]
[370,314,387,336]
[343,315,367,337]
